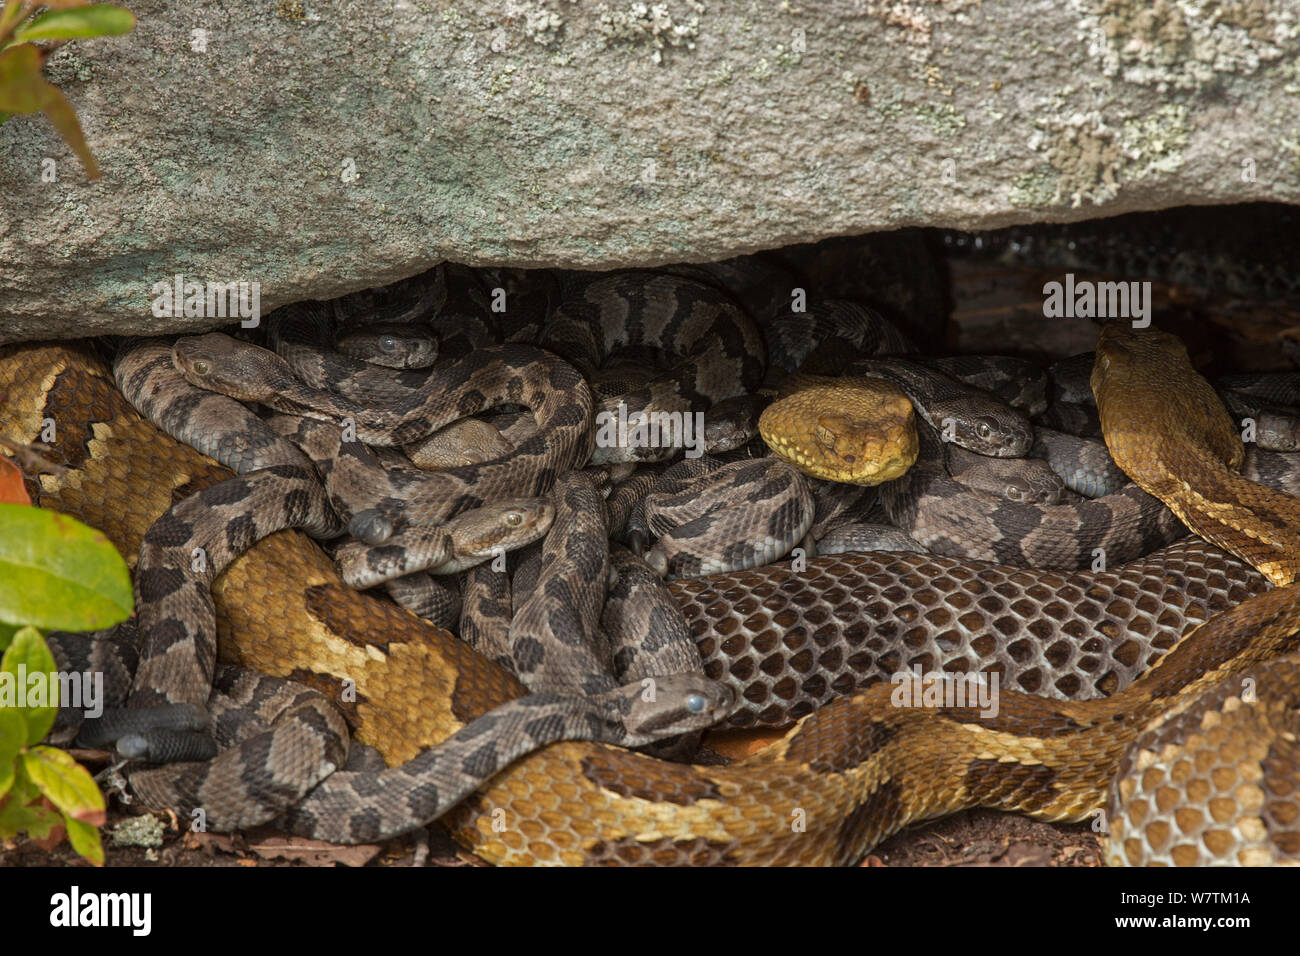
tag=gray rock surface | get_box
[2,0,1299,340]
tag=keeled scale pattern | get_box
[1106,658,1300,866]
[671,541,1264,728]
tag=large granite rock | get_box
[2,0,1298,340]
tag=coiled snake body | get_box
[10,325,1300,863]
[7,312,1300,863]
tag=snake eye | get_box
[814,423,837,450]
[685,694,706,714]
[191,359,210,376]
[1005,484,1025,502]
[378,334,398,353]
[504,510,523,527]
[977,420,993,440]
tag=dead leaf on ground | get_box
[184,830,239,855]
[246,834,382,867]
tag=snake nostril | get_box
[843,454,855,464]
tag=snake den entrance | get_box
[5,202,1300,870]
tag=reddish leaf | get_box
[0,457,29,505]
[30,820,68,851]
[8,794,65,845]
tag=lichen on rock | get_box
[1,0,1297,337]
[1078,0,1300,91]
[596,1,703,64]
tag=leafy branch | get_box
[0,455,134,865]
[0,1,134,179]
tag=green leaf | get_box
[14,5,135,42]
[0,684,27,802]
[35,79,98,178]
[0,2,24,49]
[0,705,25,774]
[0,775,59,841]
[22,746,105,822]
[0,504,132,631]
[0,42,49,113]
[5,800,63,841]
[64,814,104,865]
[0,621,17,651]
[2,627,59,743]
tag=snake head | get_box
[1002,477,1032,503]
[446,497,556,561]
[1027,467,1067,504]
[619,674,736,743]
[759,383,918,486]
[336,323,439,370]
[703,394,764,453]
[999,471,1062,504]
[173,333,292,404]
[943,403,1034,458]
[408,417,514,469]
[812,408,916,484]
[997,461,1065,505]
[1092,324,1193,391]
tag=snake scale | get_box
[7,272,1300,862]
